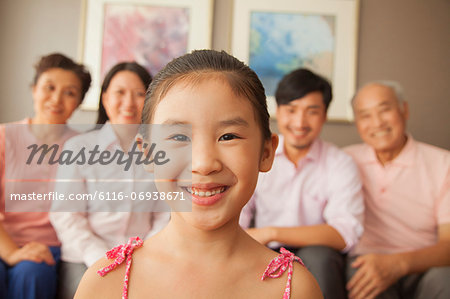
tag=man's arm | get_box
[398,222,450,273]
[247,224,346,250]
[347,222,450,299]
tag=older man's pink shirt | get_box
[344,136,450,255]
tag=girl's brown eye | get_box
[219,134,240,141]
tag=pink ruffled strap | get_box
[261,247,305,299]
[97,236,143,299]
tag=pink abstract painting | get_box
[101,4,189,79]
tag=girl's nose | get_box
[191,139,222,176]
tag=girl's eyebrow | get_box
[161,119,188,125]
[219,117,249,128]
[161,117,249,127]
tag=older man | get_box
[345,81,450,299]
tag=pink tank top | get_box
[98,237,305,299]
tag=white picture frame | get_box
[231,0,359,121]
[79,0,213,110]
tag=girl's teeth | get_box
[187,187,225,197]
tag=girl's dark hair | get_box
[275,68,332,111]
[96,62,152,124]
[33,53,92,102]
[142,50,271,140]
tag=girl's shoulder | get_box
[75,237,144,299]
[288,260,323,298]
[76,237,323,299]
[75,256,126,299]
[236,240,321,298]
[257,246,323,299]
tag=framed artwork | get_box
[231,0,359,121]
[79,0,213,110]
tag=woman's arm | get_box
[0,125,54,266]
[0,222,54,266]
[49,138,110,266]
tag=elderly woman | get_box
[0,53,91,299]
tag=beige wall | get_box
[0,0,82,122]
[1,0,448,149]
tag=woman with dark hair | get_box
[0,53,91,299]
[50,62,169,299]
[96,62,152,125]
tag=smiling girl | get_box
[75,50,322,299]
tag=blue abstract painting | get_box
[249,11,335,96]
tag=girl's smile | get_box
[185,184,229,206]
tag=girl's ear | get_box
[259,133,278,172]
[136,134,154,173]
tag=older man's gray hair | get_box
[351,80,405,111]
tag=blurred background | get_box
[0,0,449,149]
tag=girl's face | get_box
[102,70,146,124]
[32,68,82,124]
[151,76,276,230]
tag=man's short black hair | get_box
[275,68,332,111]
